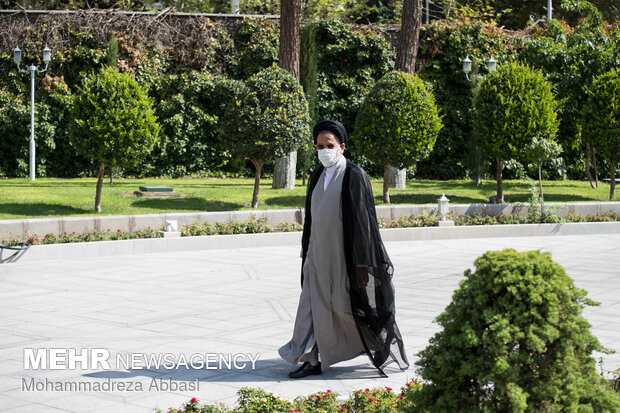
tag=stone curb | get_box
[3,222,619,264]
[2,202,619,242]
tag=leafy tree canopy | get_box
[474,62,558,163]
[355,70,442,170]
[583,68,620,199]
[70,66,160,168]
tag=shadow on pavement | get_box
[84,358,388,382]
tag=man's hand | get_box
[356,266,369,289]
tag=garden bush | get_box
[583,68,620,200]
[0,88,55,177]
[474,62,559,203]
[70,66,160,211]
[411,249,620,412]
[144,71,241,177]
[355,70,442,203]
[221,64,310,208]
[414,20,516,180]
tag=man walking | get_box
[279,120,409,378]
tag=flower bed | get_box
[180,217,303,236]
[379,211,620,228]
[3,212,619,247]
[449,211,620,226]
[158,381,423,413]
[16,228,162,246]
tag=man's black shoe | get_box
[288,362,322,379]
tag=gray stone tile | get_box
[1,233,619,412]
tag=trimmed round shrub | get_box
[70,66,160,169]
[222,63,310,208]
[354,70,442,202]
[474,62,559,202]
[410,249,620,412]
[70,66,160,211]
[583,68,620,200]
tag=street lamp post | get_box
[13,45,51,182]
[462,55,497,187]
[462,55,496,82]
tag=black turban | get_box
[313,120,347,145]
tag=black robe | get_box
[301,159,409,376]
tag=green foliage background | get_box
[0,2,618,180]
[310,20,394,175]
[145,72,242,177]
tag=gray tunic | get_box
[278,158,365,367]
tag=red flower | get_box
[117,229,121,232]
[190,397,197,403]
[364,388,369,393]
[327,389,331,392]
[385,386,392,391]
[369,397,374,402]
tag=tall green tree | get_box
[222,64,310,208]
[583,68,620,200]
[273,0,302,190]
[389,0,423,189]
[70,67,160,212]
[474,62,559,203]
[354,71,442,203]
[519,0,619,183]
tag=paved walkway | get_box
[1,234,619,412]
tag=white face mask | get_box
[317,148,341,168]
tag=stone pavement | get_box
[1,234,619,412]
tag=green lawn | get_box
[0,177,615,220]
